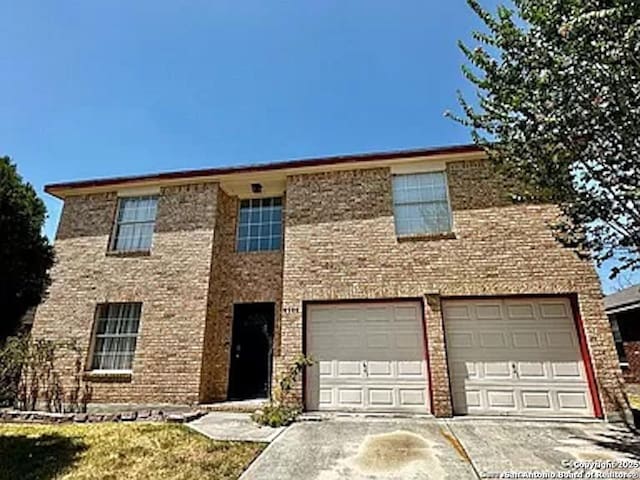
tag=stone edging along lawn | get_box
[0,409,207,424]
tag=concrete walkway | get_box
[240,417,640,480]
[187,412,284,443]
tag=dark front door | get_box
[228,303,275,400]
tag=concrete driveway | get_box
[240,417,640,480]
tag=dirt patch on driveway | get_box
[350,430,444,476]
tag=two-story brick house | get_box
[33,144,627,420]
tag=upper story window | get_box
[392,171,452,236]
[90,302,142,371]
[237,197,283,252]
[111,196,158,252]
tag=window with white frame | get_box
[392,171,452,236]
[90,303,142,371]
[111,196,158,252]
[237,197,283,252]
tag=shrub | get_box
[0,334,92,412]
[251,354,313,427]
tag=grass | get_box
[0,422,265,480]
[629,394,640,410]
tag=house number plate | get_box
[283,305,300,314]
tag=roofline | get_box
[44,143,482,199]
[605,299,640,315]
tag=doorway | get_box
[228,302,275,400]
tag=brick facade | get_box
[33,155,626,419]
[199,188,283,402]
[623,342,640,384]
[32,184,218,404]
[278,161,625,419]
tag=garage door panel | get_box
[522,391,552,409]
[397,360,424,377]
[399,388,426,406]
[443,304,472,320]
[506,303,536,320]
[338,388,363,406]
[444,297,592,417]
[539,302,571,318]
[484,362,512,378]
[517,361,546,378]
[306,301,429,413]
[551,362,583,379]
[546,331,576,348]
[487,390,517,408]
[337,361,363,377]
[318,361,332,376]
[512,332,541,348]
[369,388,394,407]
[479,332,507,348]
[476,304,503,320]
[366,333,391,348]
[367,361,392,377]
[557,391,589,409]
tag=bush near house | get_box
[0,335,92,412]
[252,354,313,427]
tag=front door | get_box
[228,303,275,400]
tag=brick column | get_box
[623,342,640,384]
[424,294,453,417]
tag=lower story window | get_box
[610,316,628,366]
[91,302,142,371]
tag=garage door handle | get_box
[363,361,368,376]
[511,362,519,379]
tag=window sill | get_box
[106,250,151,258]
[83,370,132,382]
[235,249,282,255]
[397,232,457,242]
[620,363,630,370]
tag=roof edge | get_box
[45,143,482,199]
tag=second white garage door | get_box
[305,301,429,413]
[443,297,593,417]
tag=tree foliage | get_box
[0,156,54,339]
[453,0,640,276]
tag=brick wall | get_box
[623,342,640,384]
[199,189,283,402]
[32,183,218,404]
[279,160,626,419]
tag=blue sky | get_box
[0,0,635,293]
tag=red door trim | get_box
[569,294,604,419]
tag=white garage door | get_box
[305,302,429,413]
[444,297,593,417]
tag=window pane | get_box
[91,303,141,371]
[392,171,448,204]
[112,196,157,252]
[392,172,451,235]
[236,197,283,252]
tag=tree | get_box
[452,0,640,277]
[0,156,54,339]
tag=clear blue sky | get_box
[1,0,634,293]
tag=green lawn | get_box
[629,394,640,410]
[0,423,264,480]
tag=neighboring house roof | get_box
[604,284,640,315]
[44,143,483,199]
